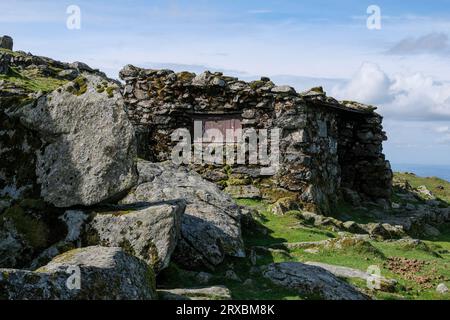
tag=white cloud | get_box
[439,135,450,144]
[387,33,449,55]
[331,62,392,104]
[332,62,450,121]
[435,126,449,133]
[432,125,450,144]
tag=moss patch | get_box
[66,76,87,96]
[1,205,49,249]
[105,86,115,98]
[0,66,68,93]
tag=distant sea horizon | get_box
[391,163,450,182]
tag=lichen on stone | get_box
[1,205,49,249]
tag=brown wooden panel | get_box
[201,118,242,144]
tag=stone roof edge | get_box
[119,64,378,115]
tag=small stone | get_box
[436,283,448,294]
[242,109,255,119]
[249,266,260,275]
[416,185,435,199]
[271,197,300,215]
[342,221,364,233]
[243,279,254,287]
[271,85,296,94]
[158,286,231,300]
[423,224,440,237]
[69,61,93,72]
[58,69,79,80]
[196,272,213,284]
[225,270,241,282]
[391,202,401,209]
[212,77,226,87]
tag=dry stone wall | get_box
[120,65,392,214]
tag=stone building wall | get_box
[337,107,393,202]
[119,65,392,214]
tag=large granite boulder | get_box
[29,201,185,273]
[84,201,185,272]
[262,262,369,300]
[0,246,156,300]
[9,74,137,207]
[121,161,245,269]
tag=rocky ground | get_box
[0,37,449,300]
[167,173,448,300]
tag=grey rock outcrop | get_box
[305,262,397,292]
[0,246,156,300]
[121,160,245,269]
[85,201,185,272]
[262,262,369,300]
[0,36,13,50]
[10,74,138,207]
[158,286,231,300]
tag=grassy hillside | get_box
[394,172,450,203]
[159,173,450,300]
[0,48,68,95]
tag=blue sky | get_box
[2,0,450,166]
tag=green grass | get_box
[394,172,450,203]
[157,176,450,300]
[0,48,21,57]
[236,198,335,247]
[0,65,67,93]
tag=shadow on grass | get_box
[157,203,303,300]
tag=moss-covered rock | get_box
[84,202,185,273]
[1,246,157,300]
[2,205,49,249]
